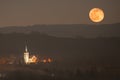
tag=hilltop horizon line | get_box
[0,22,120,28]
[0,23,120,38]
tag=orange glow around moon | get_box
[89,8,104,23]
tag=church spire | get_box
[25,45,28,52]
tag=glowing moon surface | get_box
[89,8,104,23]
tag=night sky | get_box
[0,0,120,26]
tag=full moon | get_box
[89,8,104,23]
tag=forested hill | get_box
[0,33,120,65]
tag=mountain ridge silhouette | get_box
[0,23,120,38]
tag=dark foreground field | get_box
[0,64,120,80]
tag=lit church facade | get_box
[24,46,37,64]
[24,46,30,64]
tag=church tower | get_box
[24,45,29,64]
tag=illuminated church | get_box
[23,45,52,64]
[24,45,37,64]
[24,46,29,64]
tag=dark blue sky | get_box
[0,0,120,26]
